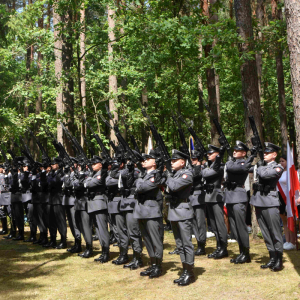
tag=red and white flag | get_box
[286,141,299,232]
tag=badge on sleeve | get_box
[241,163,244,165]
[182,174,188,179]
[276,168,281,172]
[97,175,101,180]
[150,177,155,182]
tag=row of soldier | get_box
[0,139,284,286]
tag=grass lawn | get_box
[0,227,300,300]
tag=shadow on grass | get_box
[283,248,300,277]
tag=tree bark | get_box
[272,0,288,153]
[53,2,63,144]
[108,5,118,149]
[284,0,300,168]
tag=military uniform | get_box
[106,162,129,265]
[201,145,228,259]
[84,156,109,262]
[250,142,284,271]
[166,150,195,286]
[134,149,164,278]
[189,150,206,256]
[224,141,255,264]
[0,167,12,235]
[47,157,67,249]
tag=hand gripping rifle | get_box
[179,115,208,160]
[204,101,232,157]
[138,103,172,171]
[28,129,51,166]
[58,121,93,172]
[82,116,111,161]
[248,116,264,161]
[171,114,192,166]
[121,116,142,155]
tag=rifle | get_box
[19,136,36,165]
[82,134,95,158]
[99,107,143,165]
[204,101,232,157]
[0,143,11,170]
[82,116,111,161]
[171,115,192,166]
[58,121,93,172]
[121,116,142,155]
[179,115,207,160]
[138,102,171,171]
[248,116,264,161]
[109,140,118,154]
[28,130,51,166]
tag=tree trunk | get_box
[108,5,118,148]
[271,0,288,153]
[284,0,300,168]
[141,86,149,153]
[53,2,63,144]
[234,0,263,239]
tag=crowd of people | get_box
[0,139,298,286]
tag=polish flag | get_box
[286,141,299,232]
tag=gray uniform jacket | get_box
[189,165,205,207]
[31,171,47,204]
[48,169,64,205]
[84,169,108,213]
[20,171,32,203]
[120,168,141,212]
[224,156,254,204]
[106,168,128,214]
[62,172,76,206]
[250,161,284,207]
[166,168,194,221]
[73,172,88,211]
[10,172,22,203]
[133,169,163,219]
[201,156,224,203]
[0,173,11,205]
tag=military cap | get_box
[171,149,190,160]
[191,150,202,159]
[264,142,281,153]
[51,157,63,165]
[142,148,159,160]
[71,157,79,164]
[207,144,220,154]
[22,159,32,167]
[132,150,144,162]
[90,155,102,164]
[34,161,43,168]
[234,140,249,152]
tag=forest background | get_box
[0,0,300,168]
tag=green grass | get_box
[0,227,300,300]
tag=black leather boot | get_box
[39,234,49,246]
[24,232,37,243]
[94,246,110,263]
[174,263,187,284]
[271,252,283,272]
[81,243,93,258]
[12,229,24,241]
[33,233,43,244]
[114,247,129,265]
[169,247,179,255]
[69,238,82,253]
[43,236,56,248]
[140,257,156,276]
[56,236,67,249]
[261,251,276,269]
[130,252,143,270]
[235,247,251,264]
[208,240,221,258]
[214,242,228,259]
[149,258,162,279]
[124,252,136,269]
[230,245,243,263]
[3,231,16,239]
[0,218,8,235]
[195,242,206,256]
[178,264,195,286]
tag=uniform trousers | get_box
[139,218,163,259]
[75,210,92,244]
[24,202,37,236]
[65,205,81,240]
[255,206,283,252]
[206,202,227,245]
[12,201,24,233]
[125,211,143,253]
[115,213,129,251]
[91,210,110,248]
[33,203,47,234]
[48,204,67,239]
[192,204,206,244]
[227,203,249,248]
[108,213,119,243]
[171,219,194,265]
